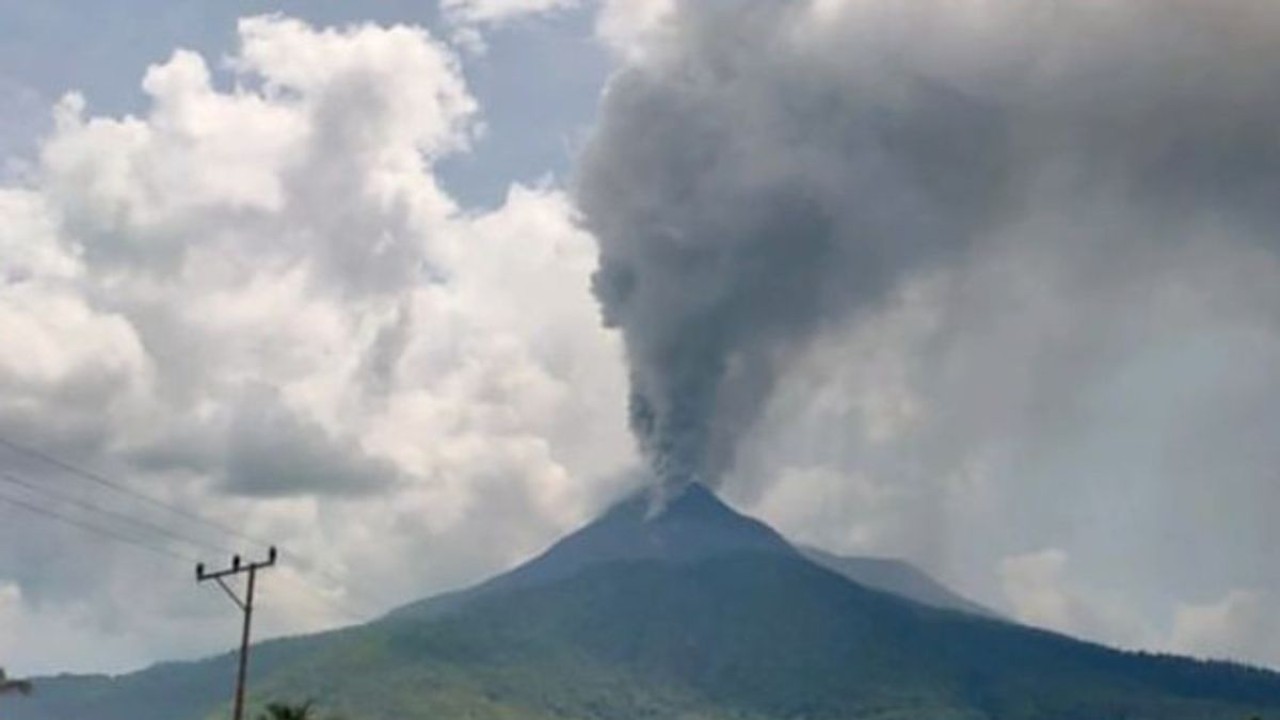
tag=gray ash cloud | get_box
[576,0,1010,491]
[576,0,1280,495]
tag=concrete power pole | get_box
[197,547,277,720]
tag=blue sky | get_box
[0,0,608,206]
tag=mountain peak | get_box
[487,483,796,592]
[389,482,797,621]
[657,481,738,519]
[604,481,754,524]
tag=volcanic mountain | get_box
[14,485,1280,720]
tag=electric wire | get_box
[0,486,196,563]
[0,486,374,624]
[0,471,238,557]
[0,437,389,621]
[0,435,270,551]
[0,485,383,624]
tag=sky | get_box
[2,0,1280,677]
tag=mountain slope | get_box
[12,485,1280,720]
[258,555,1280,720]
[800,546,1001,619]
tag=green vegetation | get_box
[12,489,1280,720]
[16,554,1280,720]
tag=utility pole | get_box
[197,547,277,720]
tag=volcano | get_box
[14,485,1280,720]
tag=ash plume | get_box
[576,0,1280,495]
[576,0,1007,492]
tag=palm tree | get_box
[0,667,33,697]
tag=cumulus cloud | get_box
[594,0,675,60]
[997,548,1143,644]
[222,389,402,497]
[1172,590,1280,669]
[0,14,631,674]
[1000,549,1079,631]
[442,0,581,27]
[439,0,584,54]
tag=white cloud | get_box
[1000,549,1080,631]
[439,0,584,55]
[442,0,581,27]
[996,548,1169,657]
[595,0,675,60]
[1172,590,1280,669]
[440,0,673,58]
[0,14,632,675]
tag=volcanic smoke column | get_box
[574,0,1005,495]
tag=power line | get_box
[0,486,373,625]
[0,485,378,654]
[0,435,270,551]
[0,487,194,563]
[0,436,389,621]
[0,471,238,557]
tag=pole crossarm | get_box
[196,546,277,720]
[197,550,278,582]
[213,576,246,611]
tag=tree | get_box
[0,667,33,697]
